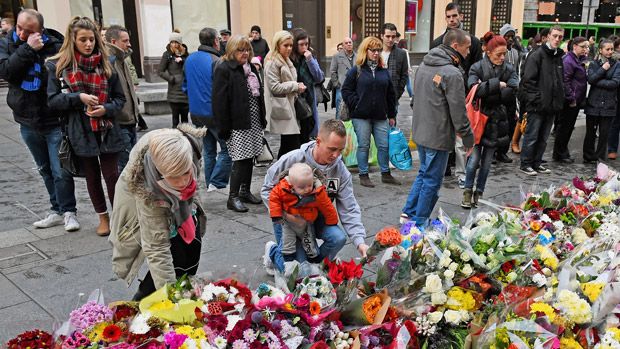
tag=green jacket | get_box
[109,130,206,289]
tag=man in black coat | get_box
[0,9,78,231]
[381,23,409,120]
[430,2,482,188]
[519,26,565,176]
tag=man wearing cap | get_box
[219,29,230,55]
[250,25,269,62]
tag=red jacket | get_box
[269,178,338,225]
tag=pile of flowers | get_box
[6,164,620,349]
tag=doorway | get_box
[282,0,327,70]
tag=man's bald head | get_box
[16,9,43,41]
[343,36,353,54]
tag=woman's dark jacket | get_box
[212,59,266,140]
[158,43,189,104]
[467,56,519,148]
[585,58,620,117]
[562,51,588,106]
[46,60,126,157]
[341,64,396,120]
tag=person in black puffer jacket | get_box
[583,38,620,163]
[462,33,518,209]
[158,31,189,128]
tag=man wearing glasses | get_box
[380,23,409,121]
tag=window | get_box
[490,0,512,34]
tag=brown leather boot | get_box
[511,122,522,154]
[96,213,110,236]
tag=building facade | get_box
[11,0,530,81]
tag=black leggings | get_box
[229,158,254,195]
[133,231,202,300]
[278,134,301,159]
[170,102,189,128]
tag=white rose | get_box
[460,252,471,262]
[444,310,462,325]
[461,264,473,277]
[459,310,471,322]
[444,269,455,280]
[427,311,444,324]
[431,292,447,305]
[449,262,459,271]
[424,274,443,294]
[439,256,452,268]
[506,272,517,283]
[532,273,547,287]
[542,268,552,277]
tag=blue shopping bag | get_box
[389,127,413,170]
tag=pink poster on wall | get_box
[405,0,418,33]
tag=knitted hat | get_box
[251,25,261,34]
[169,32,183,44]
[499,24,516,37]
[251,57,262,67]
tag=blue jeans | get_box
[118,126,137,173]
[334,88,342,119]
[402,145,449,226]
[465,145,495,193]
[351,118,389,174]
[520,112,554,169]
[20,125,76,213]
[269,214,346,273]
[203,127,232,188]
[406,76,413,98]
[608,110,620,153]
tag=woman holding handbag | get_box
[290,28,324,142]
[47,16,126,236]
[462,33,518,209]
[264,30,307,158]
[213,35,266,213]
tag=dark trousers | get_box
[278,134,301,159]
[497,106,517,156]
[299,117,315,144]
[170,102,189,128]
[80,153,119,213]
[520,112,554,169]
[134,232,202,300]
[608,109,620,154]
[583,115,612,162]
[229,158,254,195]
[553,103,580,160]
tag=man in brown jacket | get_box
[105,25,140,172]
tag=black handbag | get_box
[58,135,84,177]
[319,84,331,103]
[294,95,313,120]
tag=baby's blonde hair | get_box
[148,129,193,177]
[288,163,313,186]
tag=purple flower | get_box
[164,332,188,349]
[69,301,113,331]
[251,311,263,323]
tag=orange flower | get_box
[362,295,383,323]
[529,221,543,232]
[309,301,321,315]
[376,227,402,247]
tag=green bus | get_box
[522,21,620,43]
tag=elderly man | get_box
[0,9,79,231]
[261,119,369,275]
[402,29,474,226]
[329,37,355,119]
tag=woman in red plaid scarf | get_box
[46,16,126,236]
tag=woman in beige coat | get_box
[109,125,207,300]
[264,30,307,158]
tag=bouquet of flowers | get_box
[361,226,403,265]
[339,290,392,327]
[323,258,363,306]
[295,274,337,310]
[5,329,54,349]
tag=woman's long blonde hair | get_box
[50,16,112,78]
[355,36,384,68]
[265,30,293,64]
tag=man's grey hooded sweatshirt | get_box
[412,45,474,152]
[261,141,366,247]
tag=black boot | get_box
[227,194,249,212]
[239,184,262,204]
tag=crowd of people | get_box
[1,5,620,298]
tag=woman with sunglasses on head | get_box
[341,36,398,188]
[46,16,125,236]
[213,35,266,213]
[583,38,620,164]
[552,36,589,164]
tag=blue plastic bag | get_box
[389,127,413,170]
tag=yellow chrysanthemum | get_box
[581,282,605,303]
[87,321,109,342]
[560,337,584,349]
[174,325,206,341]
[445,287,477,311]
[608,328,620,341]
[535,245,559,271]
[530,302,556,322]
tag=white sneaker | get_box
[63,212,80,232]
[399,213,410,224]
[263,241,276,276]
[33,212,63,228]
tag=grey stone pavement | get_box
[0,84,610,341]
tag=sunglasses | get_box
[368,48,381,53]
